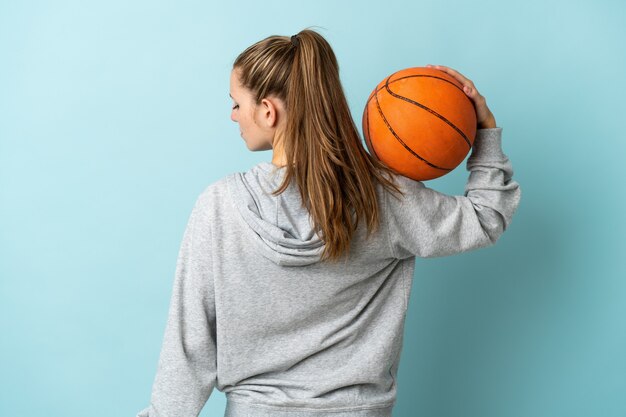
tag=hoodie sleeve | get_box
[385,127,521,259]
[136,194,217,417]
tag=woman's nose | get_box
[230,111,237,122]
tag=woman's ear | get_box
[260,97,285,129]
[259,98,275,128]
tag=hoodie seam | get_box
[275,195,283,265]
[227,398,395,412]
[383,189,399,259]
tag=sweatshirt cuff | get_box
[469,127,506,161]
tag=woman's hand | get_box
[426,64,497,129]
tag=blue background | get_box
[1,1,624,416]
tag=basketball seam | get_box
[374,74,452,172]
[366,73,467,107]
[383,74,472,149]
[365,98,379,160]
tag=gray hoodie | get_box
[136,127,521,417]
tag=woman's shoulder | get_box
[193,174,235,209]
[374,168,425,199]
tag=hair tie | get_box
[291,34,300,47]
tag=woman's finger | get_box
[426,64,468,82]
[426,64,475,90]
[426,64,493,125]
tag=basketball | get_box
[362,66,477,181]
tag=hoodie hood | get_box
[226,162,325,267]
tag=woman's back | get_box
[135,126,519,417]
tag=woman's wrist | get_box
[477,114,497,129]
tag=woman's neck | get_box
[271,131,288,168]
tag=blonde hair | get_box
[233,27,404,263]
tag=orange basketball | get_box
[362,67,477,181]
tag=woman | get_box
[137,29,521,417]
